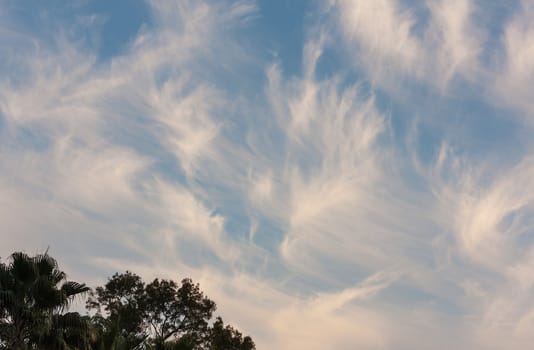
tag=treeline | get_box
[0,252,255,350]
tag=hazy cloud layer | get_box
[1,1,534,349]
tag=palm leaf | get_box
[9,252,37,285]
[61,281,90,298]
[0,290,14,307]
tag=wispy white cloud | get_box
[2,1,534,349]
[0,0,258,271]
[492,1,534,120]
[330,0,482,91]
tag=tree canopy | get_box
[0,252,255,350]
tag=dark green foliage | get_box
[1,252,255,350]
[146,278,216,342]
[0,252,90,350]
[87,273,222,349]
[35,313,92,350]
[86,271,148,349]
[209,317,255,350]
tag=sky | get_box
[1,0,534,349]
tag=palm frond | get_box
[61,281,91,298]
[9,252,37,285]
[0,290,14,307]
[34,253,59,279]
[53,312,89,330]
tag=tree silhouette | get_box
[0,252,90,349]
[1,252,255,350]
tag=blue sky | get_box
[2,0,534,349]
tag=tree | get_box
[145,278,216,348]
[36,313,93,350]
[86,271,148,349]
[1,251,256,350]
[0,252,90,350]
[87,272,254,350]
[209,317,255,350]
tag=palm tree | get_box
[0,252,90,349]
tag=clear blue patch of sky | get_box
[172,236,226,270]
[380,282,464,315]
[369,67,530,168]
[2,0,75,34]
[186,0,311,101]
[253,0,309,76]
[249,218,287,253]
[79,0,152,61]
[283,249,384,293]
[212,203,252,242]
[2,0,151,62]
[79,0,151,60]
[5,125,53,152]
[511,211,534,251]
[103,118,190,186]
[474,0,523,67]
[0,111,5,134]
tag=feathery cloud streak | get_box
[1,0,534,349]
